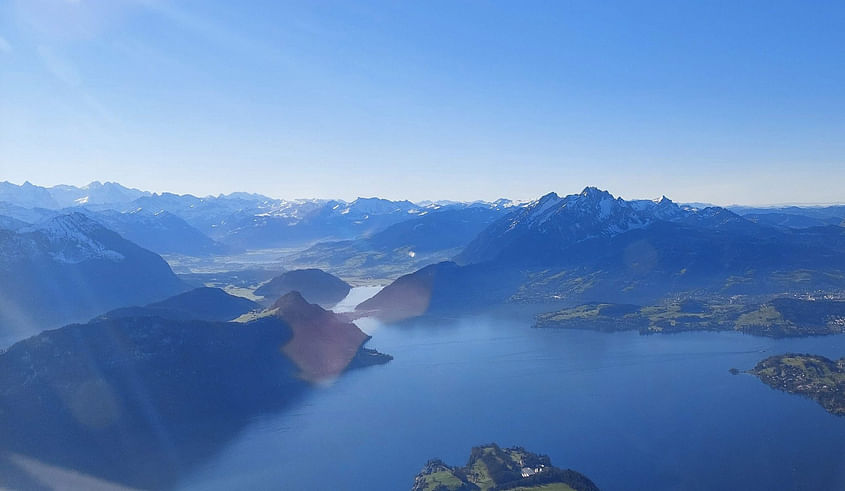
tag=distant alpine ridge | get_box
[0,180,520,253]
[457,187,745,265]
[360,187,845,320]
[0,180,150,209]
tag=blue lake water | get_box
[179,303,845,490]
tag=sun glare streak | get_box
[8,453,138,491]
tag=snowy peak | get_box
[568,188,624,218]
[51,181,151,208]
[28,212,105,236]
[344,197,417,216]
[0,181,60,209]
[416,198,525,212]
[458,187,744,264]
[523,192,563,226]
[0,181,151,209]
[490,198,522,209]
[519,188,644,231]
[21,213,125,264]
[578,186,613,200]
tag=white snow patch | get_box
[598,197,613,219]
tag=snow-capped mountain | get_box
[457,187,745,264]
[0,181,532,251]
[206,197,423,249]
[0,200,227,256]
[121,192,256,233]
[0,213,185,346]
[0,181,150,209]
[251,199,332,220]
[18,213,127,264]
[0,181,59,209]
[417,198,523,211]
[79,208,227,256]
[337,197,418,218]
[365,188,845,320]
[49,181,151,207]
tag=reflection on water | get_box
[180,311,845,491]
[331,285,384,313]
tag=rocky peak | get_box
[20,213,125,264]
[271,291,328,322]
[578,186,613,200]
[27,213,104,237]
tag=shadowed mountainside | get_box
[0,213,186,346]
[255,268,351,307]
[0,291,390,489]
[96,287,260,322]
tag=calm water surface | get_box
[180,291,845,491]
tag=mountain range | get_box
[0,181,519,252]
[4,181,845,330]
[360,187,845,320]
[0,181,151,209]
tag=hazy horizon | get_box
[4,177,845,209]
[2,0,844,205]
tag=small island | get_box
[749,353,845,416]
[535,297,845,338]
[411,443,599,491]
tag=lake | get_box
[179,289,845,490]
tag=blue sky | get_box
[1,0,843,204]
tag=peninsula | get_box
[749,353,845,416]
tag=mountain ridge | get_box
[360,187,845,321]
[457,187,746,265]
[0,213,187,346]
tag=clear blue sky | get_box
[1,0,843,204]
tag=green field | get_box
[536,297,845,337]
